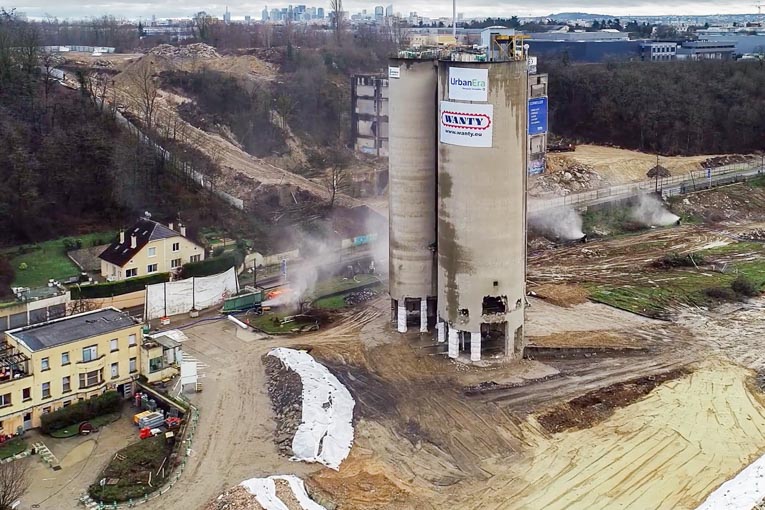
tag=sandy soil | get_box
[525,298,656,337]
[549,145,723,186]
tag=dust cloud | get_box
[631,194,679,227]
[529,206,585,241]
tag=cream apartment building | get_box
[99,217,205,281]
[0,308,144,431]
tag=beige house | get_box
[99,218,205,281]
[1,308,144,432]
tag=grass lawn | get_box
[308,274,381,300]
[49,412,122,439]
[89,435,173,502]
[588,255,765,318]
[0,438,26,459]
[6,231,115,288]
[312,294,348,310]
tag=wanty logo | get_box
[450,77,487,88]
[441,111,491,130]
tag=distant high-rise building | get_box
[223,6,231,24]
[262,5,269,21]
[375,5,384,22]
[385,4,393,17]
[317,7,325,18]
[245,15,251,23]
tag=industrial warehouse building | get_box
[0,308,148,432]
[388,28,535,362]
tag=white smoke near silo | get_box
[630,193,679,227]
[528,205,584,241]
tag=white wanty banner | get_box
[439,101,494,148]
[448,67,489,101]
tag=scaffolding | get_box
[0,343,30,382]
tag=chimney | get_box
[130,234,137,249]
[119,230,125,244]
[180,224,186,237]
[169,222,174,231]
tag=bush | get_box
[704,287,737,301]
[212,246,225,257]
[652,252,705,269]
[181,251,243,278]
[732,275,760,297]
[40,391,122,434]
[70,273,170,300]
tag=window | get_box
[79,370,102,389]
[149,357,163,373]
[147,247,156,257]
[170,258,182,268]
[62,376,71,393]
[129,334,137,347]
[22,387,31,402]
[110,338,119,352]
[82,345,98,362]
[42,382,51,399]
[42,407,51,414]
[63,400,71,407]
[129,357,137,373]
[125,268,138,278]
[172,242,180,252]
[41,357,49,371]
[61,352,70,365]
[0,393,11,408]
[190,255,201,263]
[111,362,119,379]
[147,263,158,273]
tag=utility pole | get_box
[452,0,456,42]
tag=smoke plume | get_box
[529,205,584,241]
[630,194,679,227]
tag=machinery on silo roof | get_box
[388,29,530,363]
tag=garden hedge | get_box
[70,273,170,299]
[40,391,122,434]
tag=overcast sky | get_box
[9,1,762,21]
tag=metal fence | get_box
[528,161,763,213]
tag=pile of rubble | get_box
[740,229,765,242]
[92,59,114,68]
[263,355,303,457]
[149,43,220,59]
[344,288,379,306]
[529,163,602,196]
[702,154,753,168]
[204,485,260,510]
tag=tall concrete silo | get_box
[387,57,438,333]
[436,55,528,361]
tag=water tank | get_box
[388,58,438,331]
[436,59,528,360]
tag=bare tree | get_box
[193,11,213,42]
[0,459,30,510]
[128,61,159,130]
[323,146,351,208]
[329,0,345,44]
[67,296,101,315]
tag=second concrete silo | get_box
[388,56,438,333]
[436,42,529,361]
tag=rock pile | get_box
[740,229,765,242]
[344,288,379,306]
[204,485,259,510]
[529,163,602,196]
[149,43,221,58]
[263,355,303,457]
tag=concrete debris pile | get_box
[205,476,328,510]
[529,163,602,196]
[92,59,114,68]
[149,43,221,59]
[739,229,765,242]
[206,485,259,510]
[344,288,379,306]
[263,355,303,457]
[701,154,753,168]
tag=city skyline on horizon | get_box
[7,1,765,21]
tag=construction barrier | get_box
[144,267,239,320]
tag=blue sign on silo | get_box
[528,97,548,135]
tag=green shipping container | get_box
[222,290,263,313]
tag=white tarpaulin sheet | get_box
[267,348,354,470]
[180,361,197,386]
[145,267,238,320]
[695,453,765,510]
[240,475,326,510]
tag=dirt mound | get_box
[528,330,641,349]
[204,485,261,510]
[263,355,303,456]
[537,368,689,433]
[531,284,590,307]
[529,158,602,195]
[701,154,754,168]
[149,43,220,59]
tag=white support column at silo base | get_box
[419,299,428,333]
[397,303,407,333]
[470,331,482,362]
[436,322,445,343]
[448,328,458,359]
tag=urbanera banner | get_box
[439,101,493,148]
[448,67,489,102]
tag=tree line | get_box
[545,59,765,156]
